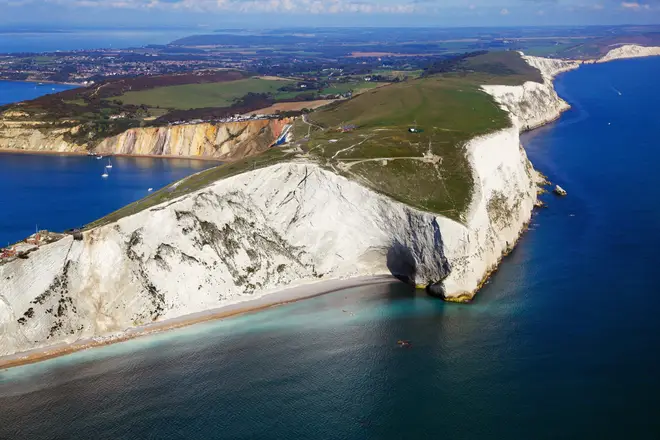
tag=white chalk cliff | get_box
[482,54,581,131]
[0,55,577,358]
[598,45,660,63]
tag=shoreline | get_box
[0,149,225,162]
[0,78,81,87]
[0,275,399,370]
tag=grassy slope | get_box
[118,78,296,110]
[85,51,540,229]
[300,74,509,219]
[459,51,543,85]
[321,81,382,95]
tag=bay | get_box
[0,80,214,246]
[0,80,76,105]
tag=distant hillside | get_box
[424,51,543,85]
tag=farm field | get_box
[118,77,297,110]
[246,99,337,115]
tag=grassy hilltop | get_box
[85,51,542,228]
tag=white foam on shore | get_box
[0,276,398,378]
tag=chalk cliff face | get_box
[482,54,581,131]
[0,55,566,358]
[598,45,660,63]
[0,117,290,160]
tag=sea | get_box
[0,29,195,53]
[1,57,660,439]
[0,81,76,106]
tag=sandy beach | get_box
[0,275,399,370]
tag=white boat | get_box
[96,156,102,160]
[148,188,153,192]
[105,159,113,169]
[101,170,109,178]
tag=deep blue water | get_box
[0,154,213,246]
[0,81,213,246]
[2,57,660,439]
[0,80,77,105]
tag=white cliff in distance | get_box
[598,45,660,63]
[482,54,581,131]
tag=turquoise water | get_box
[2,58,660,439]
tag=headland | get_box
[0,44,659,369]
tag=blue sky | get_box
[2,0,660,27]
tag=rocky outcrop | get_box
[598,45,660,63]
[0,118,291,160]
[482,54,581,131]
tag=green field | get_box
[322,81,382,95]
[118,78,296,110]
[459,51,543,85]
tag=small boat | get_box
[101,170,109,178]
[105,159,113,169]
[148,188,153,192]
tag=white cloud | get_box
[43,0,421,13]
[621,2,651,10]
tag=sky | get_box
[2,0,660,28]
